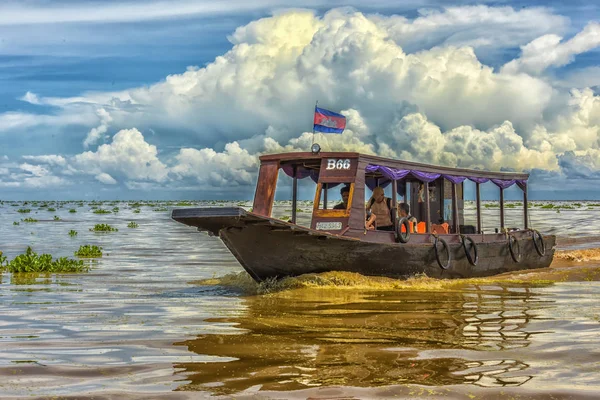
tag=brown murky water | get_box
[1,200,599,399]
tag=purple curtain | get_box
[281,165,319,183]
[409,170,441,183]
[468,177,490,184]
[491,178,517,189]
[365,165,411,180]
[443,175,467,184]
[516,180,527,191]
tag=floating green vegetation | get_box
[541,204,555,209]
[93,209,112,214]
[13,221,20,226]
[153,207,168,212]
[573,203,582,207]
[22,218,38,223]
[69,209,77,213]
[133,209,141,213]
[194,270,556,296]
[0,251,6,267]
[5,247,88,273]
[47,207,56,212]
[74,245,103,258]
[129,202,143,208]
[484,203,499,208]
[90,224,118,232]
[53,216,60,221]
[127,221,139,228]
[68,230,78,237]
[175,201,194,206]
[112,207,119,213]
[17,208,31,213]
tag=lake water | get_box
[0,200,599,399]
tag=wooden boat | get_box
[172,152,555,282]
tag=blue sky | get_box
[1,0,600,200]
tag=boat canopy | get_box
[281,161,527,190]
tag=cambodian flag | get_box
[313,106,346,133]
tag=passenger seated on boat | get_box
[365,209,376,230]
[431,223,449,234]
[333,185,351,210]
[398,203,418,232]
[366,186,394,231]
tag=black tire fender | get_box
[395,217,411,243]
[461,235,478,266]
[434,236,451,270]
[531,229,545,257]
[508,234,521,263]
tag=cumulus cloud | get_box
[502,22,600,75]
[73,128,169,182]
[95,173,118,185]
[83,108,113,148]
[22,155,67,166]
[3,7,600,196]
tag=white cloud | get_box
[19,163,50,177]
[84,108,113,148]
[502,22,600,75]
[73,128,169,182]
[3,7,600,195]
[22,155,67,166]
[95,173,118,185]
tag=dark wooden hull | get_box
[172,207,555,282]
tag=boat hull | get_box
[172,207,555,282]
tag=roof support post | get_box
[291,165,298,224]
[500,187,505,230]
[425,181,431,233]
[452,182,459,234]
[323,183,328,209]
[391,180,398,223]
[523,184,528,230]
[476,182,482,233]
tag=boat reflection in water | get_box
[173,284,548,396]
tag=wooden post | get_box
[291,165,298,224]
[323,183,328,209]
[391,180,398,223]
[452,182,459,234]
[523,185,528,229]
[425,181,431,233]
[476,182,482,233]
[500,187,505,230]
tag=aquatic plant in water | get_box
[47,208,56,212]
[17,208,31,213]
[133,209,141,213]
[22,218,38,223]
[53,216,61,221]
[6,247,88,273]
[93,209,112,214]
[0,251,6,268]
[68,230,78,237]
[127,221,139,228]
[90,224,118,232]
[74,245,103,258]
[69,209,77,213]
[13,221,20,226]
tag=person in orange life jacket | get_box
[333,185,350,210]
[398,202,418,232]
[366,186,394,231]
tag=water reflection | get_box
[174,285,548,395]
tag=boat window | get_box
[315,183,353,210]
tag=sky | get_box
[1,0,600,200]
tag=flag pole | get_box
[312,100,318,146]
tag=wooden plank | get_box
[452,183,459,234]
[348,159,368,231]
[425,181,431,233]
[476,182,482,233]
[500,188,505,230]
[291,165,298,224]
[391,180,398,223]
[252,160,279,217]
[523,185,529,229]
[318,157,358,183]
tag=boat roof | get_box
[259,152,528,181]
